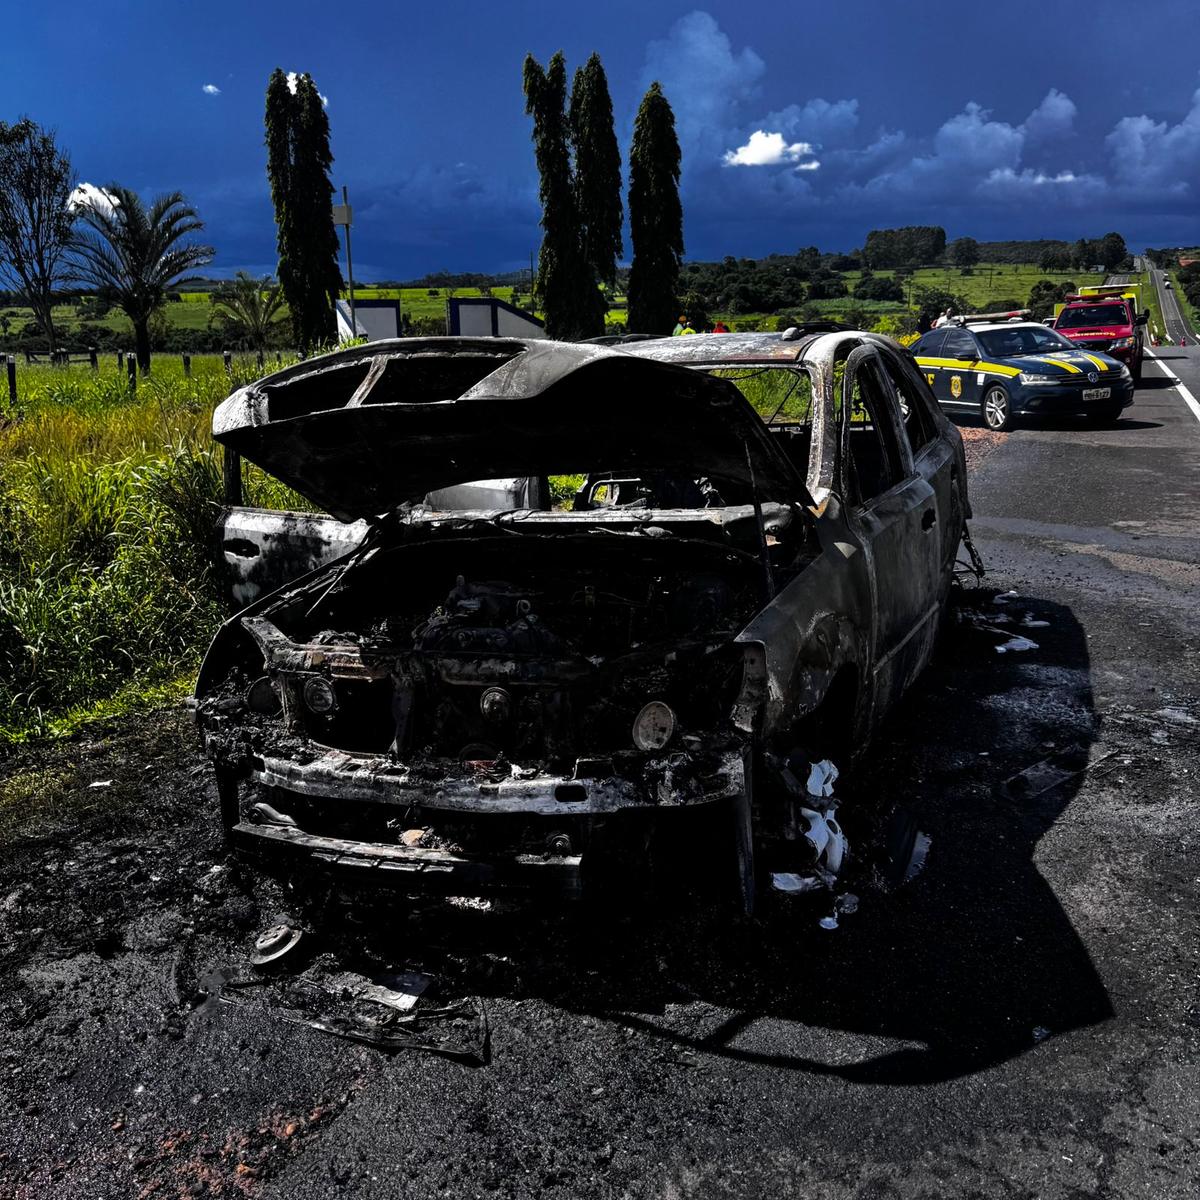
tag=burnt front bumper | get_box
[211,742,748,898]
[231,819,584,896]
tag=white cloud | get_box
[981,167,1104,204]
[1106,85,1200,190]
[68,183,119,218]
[202,83,221,96]
[1022,88,1076,143]
[724,130,818,167]
[641,11,765,162]
[764,98,859,148]
[285,71,328,107]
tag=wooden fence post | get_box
[256,349,264,370]
[6,356,16,407]
[127,354,136,393]
[88,347,98,370]
[222,349,232,377]
[221,362,243,506]
[182,353,191,377]
[116,350,124,371]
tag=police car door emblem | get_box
[950,375,962,398]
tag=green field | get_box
[0,263,1114,348]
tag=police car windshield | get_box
[1055,303,1129,329]
[975,326,1073,358]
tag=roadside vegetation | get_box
[0,356,305,744]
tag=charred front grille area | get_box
[196,527,789,843]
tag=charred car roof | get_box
[212,337,810,522]
[619,331,831,366]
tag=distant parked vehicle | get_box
[912,318,1134,431]
[1054,291,1148,381]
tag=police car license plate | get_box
[1083,387,1111,400]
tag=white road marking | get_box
[1144,347,1200,425]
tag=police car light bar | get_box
[958,309,1031,325]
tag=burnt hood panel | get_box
[212,338,808,521]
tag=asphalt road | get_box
[1,380,1198,1198]
[1145,261,1198,347]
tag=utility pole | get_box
[333,186,356,335]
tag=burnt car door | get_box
[840,344,943,723]
[881,346,966,581]
[218,505,369,613]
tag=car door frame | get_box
[838,344,944,729]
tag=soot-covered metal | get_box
[195,333,975,914]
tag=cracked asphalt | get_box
[1,373,1197,1199]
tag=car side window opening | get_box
[884,355,939,457]
[842,348,907,505]
[941,329,979,360]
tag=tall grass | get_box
[0,355,310,742]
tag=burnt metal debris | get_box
[194,332,976,915]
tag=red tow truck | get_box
[1053,287,1148,381]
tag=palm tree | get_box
[70,186,213,372]
[209,272,285,355]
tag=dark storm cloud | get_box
[639,10,1200,253]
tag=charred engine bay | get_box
[197,527,787,839]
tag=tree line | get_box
[523,51,683,337]
[0,71,344,370]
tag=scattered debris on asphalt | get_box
[995,633,1039,654]
[1004,745,1118,799]
[201,962,489,1065]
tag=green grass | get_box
[0,354,313,744]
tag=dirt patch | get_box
[960,426,1006,472]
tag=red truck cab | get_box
[1054,294,1148,381]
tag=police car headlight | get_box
[1018,372,1057,385]
[1117,364,1131,378]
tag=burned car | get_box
[195,332,972,912]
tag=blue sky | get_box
[5,1,1199,277]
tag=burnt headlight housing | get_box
[245,676,282,716]
[302,676,337,715]
[632,700,676,751]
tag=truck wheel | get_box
[981,385,1015,431]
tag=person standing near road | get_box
[933,307,955,328]
[672,314,689,336]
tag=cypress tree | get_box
[627,82,683,336]
[569,54,622,293]
[523,52,602,339]
[264,69,343,352]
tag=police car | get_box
[911,312,1134,431]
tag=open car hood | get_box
[212,338,809,521]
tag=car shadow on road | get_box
[321,591,1113,1087]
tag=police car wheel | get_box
[981,385,1014,431]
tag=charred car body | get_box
[195,332,972,911]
